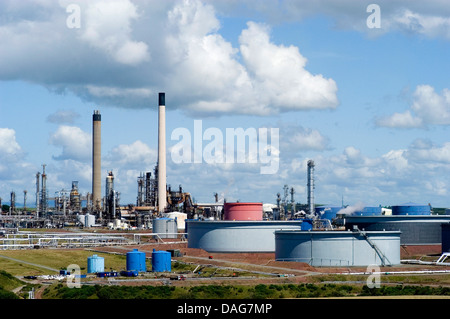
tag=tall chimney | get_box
[158,93,167,213]
[307,160,315,215]
[92,110,102,212]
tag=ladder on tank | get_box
[354,226,391,266]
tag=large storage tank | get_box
[275,230,401,266]
[85,214,95,227]
[392,202,431,215]
[163,212,187,229]
[315,205,342,220]
[353,206,382,216]
[343,215,450,245]
[153,217,178,239]
[126,249,147,272]
[442,223,450,253]
[187,220,302,253]
[87,254,105,273]
[223,202,263,221]
[152,249,171,272]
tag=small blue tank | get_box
[87,254,104,273]
[301,219,313,230]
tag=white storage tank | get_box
[187,220,302,253]
[275,230,401,267]
[85,214,95,228]
[153,218,178,239]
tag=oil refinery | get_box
[1,92,450,301]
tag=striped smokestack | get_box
[158,93,167,214]
[92,110,102,212]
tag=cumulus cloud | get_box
[105,140,157,169]
[239,22,338,111]
[0,0,338,116]
[49,125,91,161]
[281,125,330,152]
[376,85,450,128]
[77,0,150,65]
[0,128,23,159]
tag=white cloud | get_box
[375,110,423,128]
[105,140,157,168]
[376,85,450,128]
[0,128,22,158]
[78,0,150,65]
[239,21,338,111]
[284,126,329,151]
[49,125,91,161]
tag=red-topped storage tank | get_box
[224,202,263,221]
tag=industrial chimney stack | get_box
[92,110,102,212]
[158,93,167,214]
[307,160,315,215]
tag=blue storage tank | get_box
[126,249,147,272]
[392,202,431,215]
[152,249,171,272]
[354,206,382,216]
[301,219,313,230]
[315,206,342,220]
[87,254,104,273]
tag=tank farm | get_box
[1,93,450,298]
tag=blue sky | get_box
[1,0,450,208]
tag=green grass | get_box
[0,249,127,276]
[41,282,450,299]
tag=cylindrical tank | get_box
[187,220,302,253]
[442,223,450,253]
[77,214,85,226]
[354,206,382,216]
[126,249,146,272]
[343,215,450,245]
[153,218,178,238]
[152,249,171,272]
[223,202,263,221]
[392,203,431,215]
[275,230,401,266]
[87,254,104,273]
[301,219,313,230]
[85,214,95,227]
[315,206,342,220]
